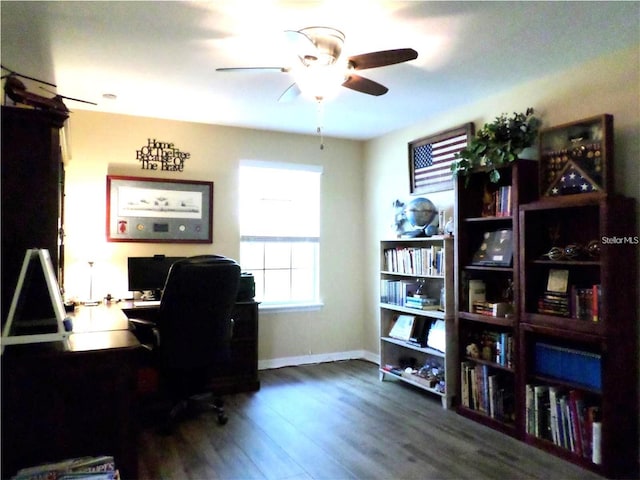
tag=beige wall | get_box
[62,112,366,366]
[363,44,640,356]
[61,44,639,367]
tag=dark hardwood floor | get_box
[138,359,605,480]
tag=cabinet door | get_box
[1,107,63,323]
[208,302,260,394]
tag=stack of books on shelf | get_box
[460,362,515,422]
[537,285,601,321]
[404,294,439,311]
[11,456,118,480]
[538,291,571,317]
[471,301,513,318]
[525,384,601,464]
[383,246,444,276]
[538,268,570,317]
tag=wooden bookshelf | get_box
[454,159,538,433]
[519,194,638,478]
[379,236,456,408]
[454,153,637,478]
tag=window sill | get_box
[258,302,324,313]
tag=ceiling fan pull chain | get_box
[316,96,324,150]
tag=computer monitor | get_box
[127,255,186,300]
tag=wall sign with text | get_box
[136,138,190,171]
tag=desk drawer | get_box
[231,303,258,340]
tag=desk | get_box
[1,304,141,479]
[121,299,261,394]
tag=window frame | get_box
[239,161,322,310]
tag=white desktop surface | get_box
[68,304,129,333]
[133,300,161,307]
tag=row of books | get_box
[460,362,515,423]
[465,330,514,368]
[526,385,601,464]
[483,185,512,217]
[11,455,117,480]
[534,342,601,390]
[383,246,445,276]
[537,284,601,321]
[380,279,439,310]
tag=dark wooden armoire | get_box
[1,106,67,325]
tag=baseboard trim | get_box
[258,350,379,370]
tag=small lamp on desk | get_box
[84,260,100,306]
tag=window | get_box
[239,161,322,308]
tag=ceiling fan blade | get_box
[347,48,418,70]
[342,74,388,96]
[216,67,290,73]
[278,83,302,103]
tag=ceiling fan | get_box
[216,27,418,102]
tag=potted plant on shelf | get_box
[451,107,541,183]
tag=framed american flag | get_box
[409,123,474,194]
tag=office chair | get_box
[129,255,241,432]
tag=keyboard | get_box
[133,300,161,307]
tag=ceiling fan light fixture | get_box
[298,26,345,66]
[293,61,346,100]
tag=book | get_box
[468,279,486,312]
[592,284,601,322]
[592,421,602,464]
[547,386,557,445]
[568,390,584,456]
[534,385,550,439]
[546,269,569,294]
[388,314,415,341]
[534,343,601,390]
[404,296,439,310]
[584,406,600,460]
[472,301,513,317]
[408,319,429,347]
[14,456,117,480]
[380,280,421,306]
[525,384,534,434]
[426,319,446,352]
[461,361,473,408]
[559,395,571,449]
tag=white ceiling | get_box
[1,1,638,140]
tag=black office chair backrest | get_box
[156,255,241,370]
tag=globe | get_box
[405,197,437,228]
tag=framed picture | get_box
[106,175,213,243]
[539,114,612,197]
[409,122,474,194]
[471,229,513,267]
